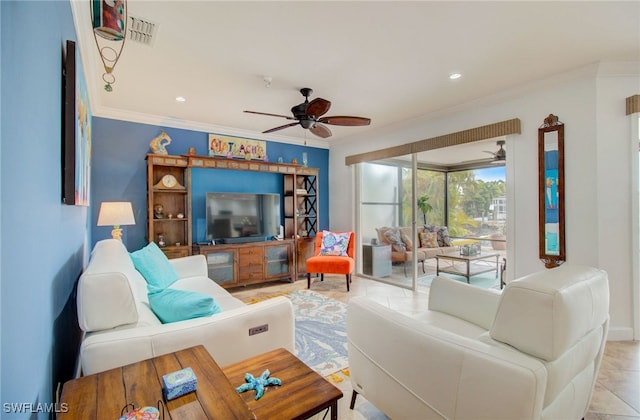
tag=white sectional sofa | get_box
[77,239,295,375]
[348,264,609,419]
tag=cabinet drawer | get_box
[239,248,264,258]
[239,260,262,273]
[239,270,263,281]
[162,247,189,259]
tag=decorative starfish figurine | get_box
[235,369,282,400]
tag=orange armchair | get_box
[306,231,355,291]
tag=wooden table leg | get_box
[331,401,338,420]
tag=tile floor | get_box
[230,274,640,419]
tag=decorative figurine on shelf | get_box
[157,234,166,247]
[235,369,281,400]
[154,204,164,219]
[291,158,298,165]
[149,131,172,155]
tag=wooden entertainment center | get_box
[146,153,319,287]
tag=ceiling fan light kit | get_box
[245,88,371,138]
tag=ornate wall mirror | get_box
[538,114,565,268]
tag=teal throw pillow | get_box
[130,242,179,291]
[148,288,221,324]
[319,230,350,256]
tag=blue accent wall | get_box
[0,2,329,410]
[1,0,85,416]
[91,118,330,250]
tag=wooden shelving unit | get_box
[145,153,319,280]
[283,167,319,278]
[146,154,192,258]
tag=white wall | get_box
[329,62,639,340]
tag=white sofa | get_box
[77,239,295,375]
[347,264,609,419]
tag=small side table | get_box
[362,244,392,277]
[223,348,343,420]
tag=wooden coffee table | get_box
[223,348,343,420]
[58,345,253,419]
[435,252,500,284]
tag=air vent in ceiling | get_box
[127,16,157,46]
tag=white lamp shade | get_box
[97,202,135,227]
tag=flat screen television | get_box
[206,192,281,243]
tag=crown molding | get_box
[93,105,330,149]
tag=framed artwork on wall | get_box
[62,40,92,206]
[538,114,565,268]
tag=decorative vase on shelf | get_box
[154,204,164,219]
[302,152,308,167]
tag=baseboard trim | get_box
[606,326,634,341]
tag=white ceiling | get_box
[72,1,639,161]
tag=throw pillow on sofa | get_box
[425,225,452,247]
[148,288,221,323]
[400,231,413,251]
[383,227,406,252]
[419,231,439,248]
[130,242,179,291]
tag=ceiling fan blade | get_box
[306,98,331,118]
[244,110,296,120]
[310,123,332,138]
[318,116,371,126]
[263,122,299,134]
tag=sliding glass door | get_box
[358,156,417,288]
[357,156,507,291]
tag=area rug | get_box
[285,290,349,378]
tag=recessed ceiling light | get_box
[449,73,462,80]
[175,96,186,102]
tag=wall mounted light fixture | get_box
[90,0,128,92]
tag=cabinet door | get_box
[204,249,238,287]
[265,243,292,280]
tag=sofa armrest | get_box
[80,296,294,375]
[347,297,546,420]
[169,254,208,279]
[428,275,501,330]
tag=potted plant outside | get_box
[417,195,433,225]
[490,225,507,250]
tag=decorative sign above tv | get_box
[208,134,267,161]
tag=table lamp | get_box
[97,202,135,240]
